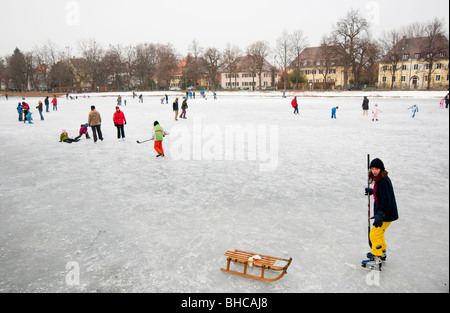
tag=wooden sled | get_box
[220,249,292,282]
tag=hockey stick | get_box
[136,139,153,144]
[367,154,372,248]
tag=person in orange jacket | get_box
[113,106,126,140]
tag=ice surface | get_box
[0,90,448,293]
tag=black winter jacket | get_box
[374,176,398,222]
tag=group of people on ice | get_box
[16,95,58,123]
[290,93,448,121]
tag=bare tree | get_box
[290,29,309,89]
[275,30,295,93]
[203,47,222,91]
[135,43,158,89]
[318,36,339,90]
[420,18,449,90]
[188,39,203,89]
[78,39,107,90]
[156,43,179,90]
[332,9,370,89]
[222,43,241,89]
[379,30,403,89]
[247,40,271,90]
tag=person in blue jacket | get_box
[362,158,399,271]
[17,102,23,121]
[408,105,419,118]
[331,106,339,119]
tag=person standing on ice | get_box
[407,104,419,118]
[51,95,58,111]
[291,96,299,114]
[362,158,398,271]
[331,106,339,119]
[17,102,23,121]
[44,96,50,112]
[36,100,44,120]
[372,103,381,121]
[362,96,369,116]
[113,106,126,140]
[150,121,169,157]
[88,105,103,142]
[173,98,179,121]
[21,101,30,123]
[180,97,188,119]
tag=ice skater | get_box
[17,102,23,121]
[180,98,188,119]
[150,121,169,157]
[291,96,299,114]
[59,130,80,143]
[407,105,419,118]
[113,106,127,140]
[362,158,398,271]
[173,98,179,121]
[75,123,90,140]
[88,105,103,142]
[51,95,58,111]
[36,101,44,120]
[372,104,381,121]
[331,106,339,119]
[362,96,369,116]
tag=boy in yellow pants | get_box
[362,158,399,271]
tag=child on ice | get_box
[75,123,90,140]
[331,106,339,119]
[59,130,80,143]
[362,158,399,271]
[150,121,169,157]
[408,105,419,118]
[372,104,381,121]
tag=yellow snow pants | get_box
[370,222,392,256]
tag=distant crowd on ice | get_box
[290,92,449,121]
[6,90,450,155]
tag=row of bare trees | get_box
[0,9,447,92]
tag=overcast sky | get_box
[1,0,448,58]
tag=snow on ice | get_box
[0,90,448,293]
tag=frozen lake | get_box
[0,91,448,293]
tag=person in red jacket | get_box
[51,95,58,111]
[113,106,126,140]
[291,96,299,114]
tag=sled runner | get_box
[220,249,292,282]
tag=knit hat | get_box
[91,105,95,110]
[62,129,67,134]
[370,158,385,171]
[116,106,120,110]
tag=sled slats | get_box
[221,249,292,282]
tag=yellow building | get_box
[289,46,352,89]
[378,36,449,89]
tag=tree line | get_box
[0,9,447,92]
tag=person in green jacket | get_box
[59,130,80,143]
[150,121,169,157]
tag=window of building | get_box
[401,76,406,82]
[435,75,441,82]
[414,64,419,70]
[402,65,407,70]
